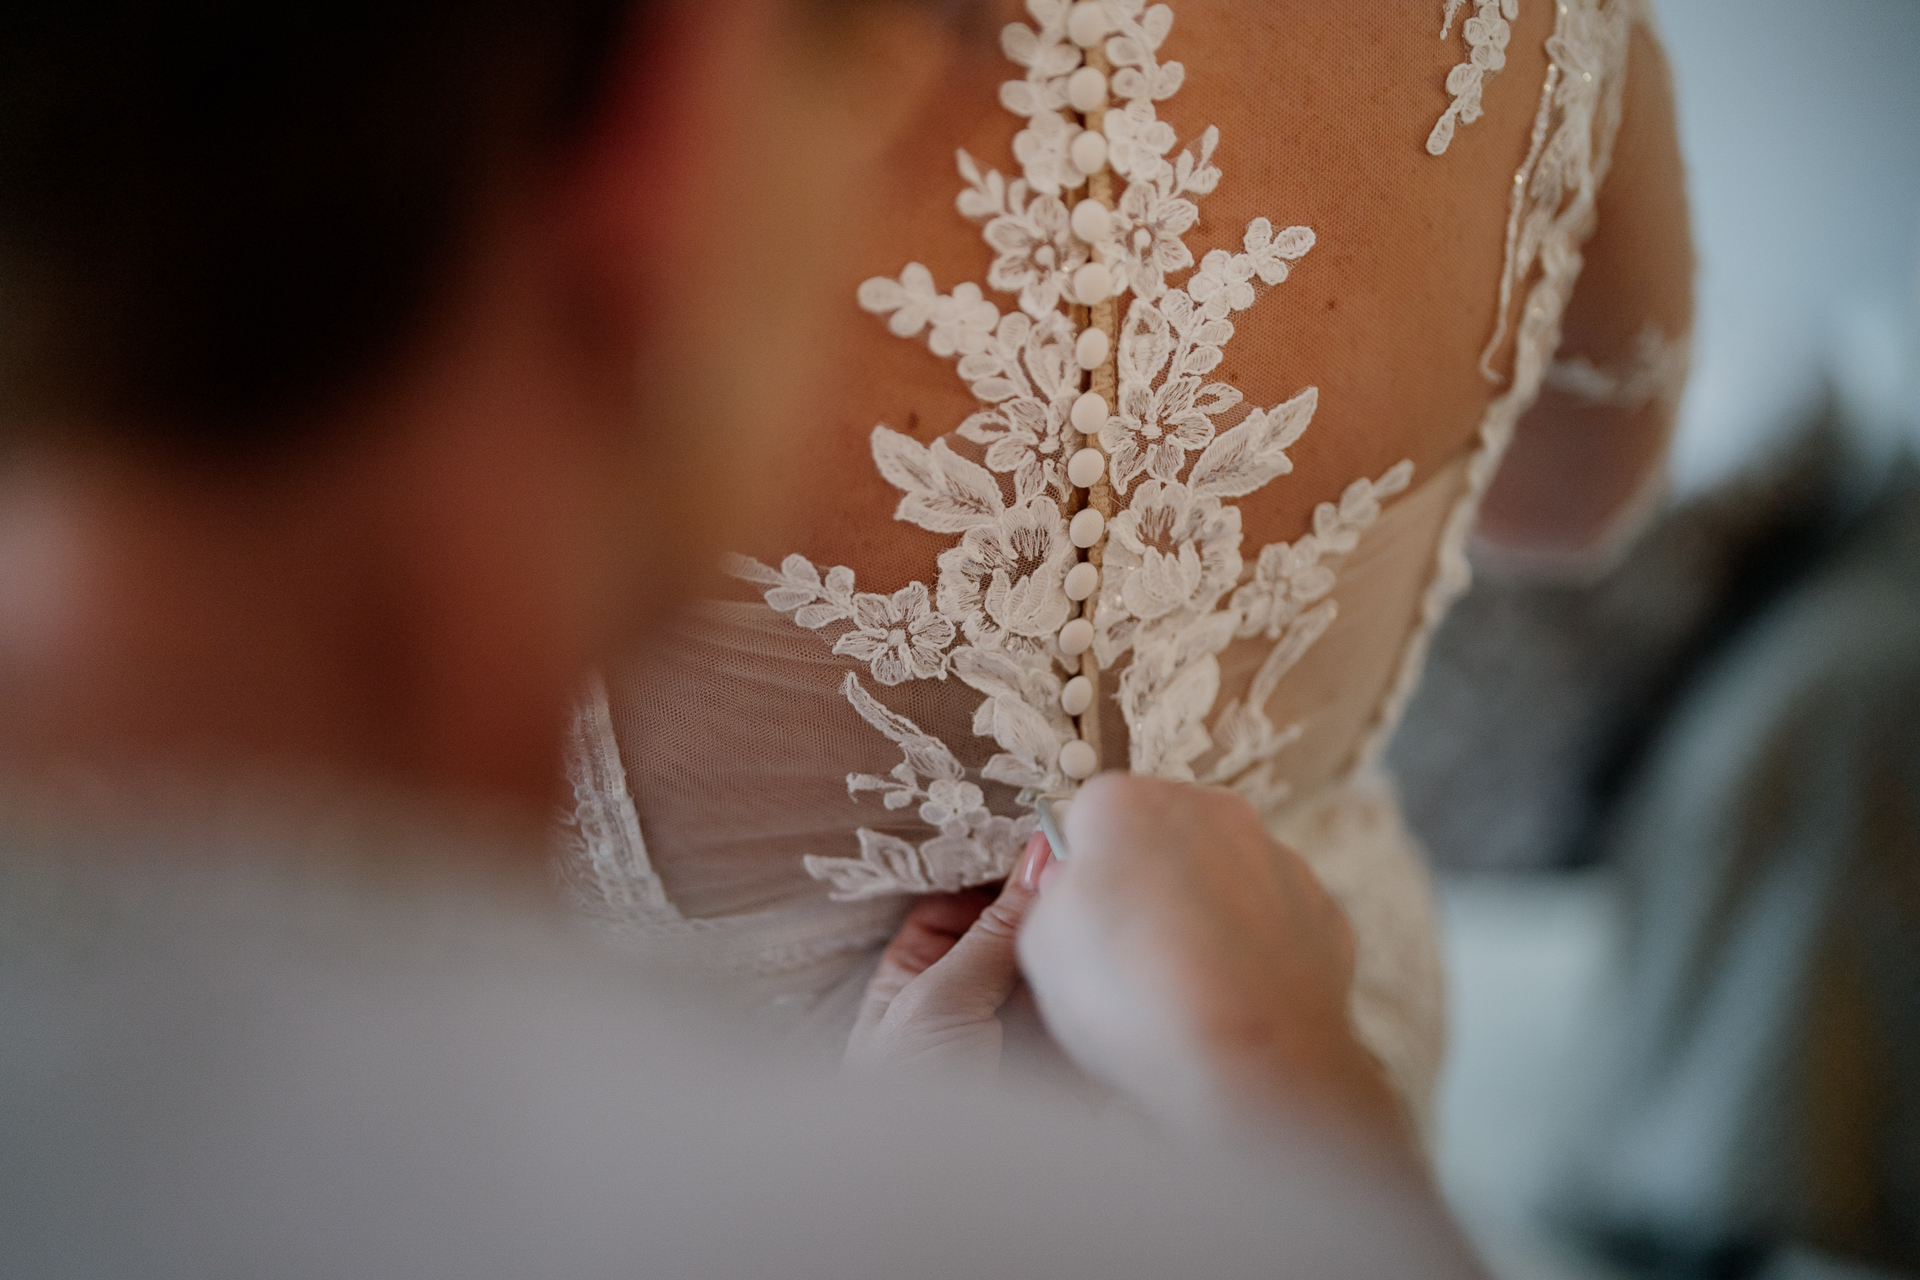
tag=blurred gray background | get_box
[1398,3,1920,1277]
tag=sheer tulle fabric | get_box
[564,0,1667,1124]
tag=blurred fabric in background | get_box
[1399,2,1920,1277]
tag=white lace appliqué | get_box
[1545,323,1691,411]
[1360,0,1637,769]
[1429,0,1522,156]
[727,0,1416,902]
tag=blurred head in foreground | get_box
[0,0,953,814]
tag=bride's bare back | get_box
[569,0,1691,1119]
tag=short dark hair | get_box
[0,0,634,456]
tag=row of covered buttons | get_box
[1055,1,1120,783]
[1061,3,1121,309]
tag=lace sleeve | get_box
[1546,322,1691,412]
[1476,4,1696,567]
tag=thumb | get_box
[900,833,1050,1023]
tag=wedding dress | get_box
[562,0,1690,1126]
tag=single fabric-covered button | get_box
[1060,674,1095,717]
[1070,198,1112,244]
[1070,391,1108,434]
[1064,561,1100,601]
[1070,129,1109,176]
[1058,617,1094,656]
[1069,507,1105,548]
[1067,447,1105,488]
[1075,326,1110,370]
[1068,1,1111,48]
[1067,66,1108,114]
[1059,739,1099,780]
[1073,262,1113,306]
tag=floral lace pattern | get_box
[560,0,1652,1127]
[1357,0,1637,774]
[568,0,1642,912]
[1545,323,1692,411]
[730,0,1416,901]
[1430,0,1523,156]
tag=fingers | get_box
[864,888,998,1004]
[895,833,1050,1025]
[846,834,1053,1075]
[1063,772,1267,872]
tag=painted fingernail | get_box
[1018,832,1051,891]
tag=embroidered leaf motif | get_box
[805,831,939,899]
[1244,218,1316,285]
[870,429,1005,534]
[842,672,964,784]
[805,813,1034,902]
[823,677,1041,900]
[954,647,1072,791]
[725,553,857,629]
[1128,651,1224,779]
[1119,301,1174,387]
[1207,702,1306,790]
[1188,388,1316,499]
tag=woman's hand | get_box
[843,834,1050,1078]
[1019,775,1408,1150]
[849,775,1408,1161]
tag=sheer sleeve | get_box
[1476,10,1696,574]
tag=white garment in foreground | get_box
[0,809,1482,1280]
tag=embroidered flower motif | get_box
[1104,480,1244,623]
[1188,248,1258,320]
[1098,280,1252,495]
[1111,180,1198,301]
[962,395,1073,504]
[1230,463,1415,641]
[997,1,1084,195]
[985,193,1086,318]
[1101,373,1238,491]
[857,263,943,342]
[1104,0,1186,105]
[832,582,957,685]
[918,778,989,832]
[911,812,1030,886]
[936,498,1076,649]
[1235,539,1337,641]
[1009,106,1083,200]
[1243,218,1316,286]
[858,268,1001,358]
[1103,98,1180,183]
[955,311,1079,502]
[1464,8,1514,69]
[925,284,1002,358]
[1428,0,1521,156]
